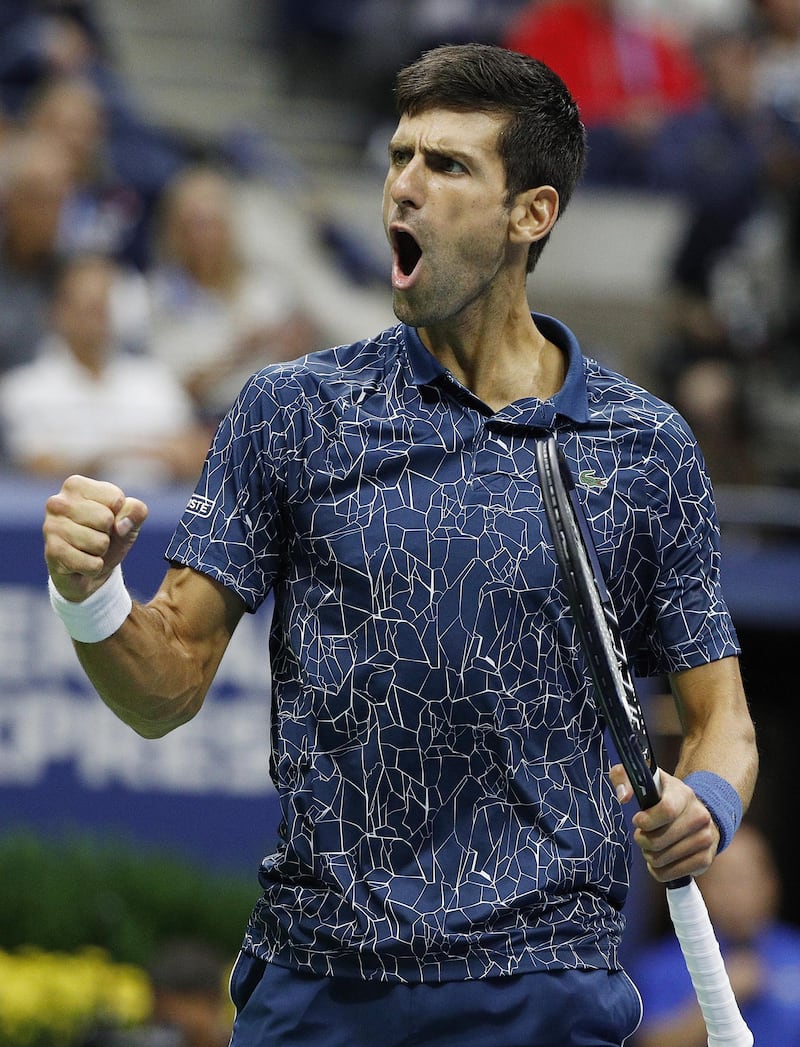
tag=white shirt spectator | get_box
[0,254,209,486]
[0,332,200,486]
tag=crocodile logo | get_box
[577,468,608,492]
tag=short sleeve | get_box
[633,431,739,676]
[165,372,287,611]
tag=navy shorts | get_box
[228,953,643,1046]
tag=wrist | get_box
[48,564,133,643]
[684,770,743,853]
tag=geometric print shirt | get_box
[165,314,739,982]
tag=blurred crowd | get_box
[0,0,324,488]
[80,938,232,1047]
[2,0,800,490]
[630,820,800,1046]
[275,0,800,489]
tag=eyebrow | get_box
[389,139,478,167]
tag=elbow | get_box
[132,719,183,740]
[110,692,204,740]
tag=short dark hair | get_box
[394,43,586,271]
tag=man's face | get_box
[5,142,73,259]
[55,261,114,364]
[382,108,515,329]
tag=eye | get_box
[432,154,467,175]
[389,146,411,168]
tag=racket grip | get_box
[666,879,753,1047]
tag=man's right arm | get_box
[44,475,246,738]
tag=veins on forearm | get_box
[74,601,213,739]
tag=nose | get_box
[388,156,423,209]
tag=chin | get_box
[391,293,417,326]
[392,292,448,330]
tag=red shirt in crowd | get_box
[503,0,705,126]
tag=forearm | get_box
[51,565,241,739]
[72,597,218,738]
[671,657,758,812]
[624,657,758,880]
[44,479,245,737]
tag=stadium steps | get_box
[91,0,687,388]
[95,0,365,175]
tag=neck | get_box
[71,343,108,380]
[188,251,238,291]
[419,308,566,412]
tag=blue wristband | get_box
[684,771,742,853]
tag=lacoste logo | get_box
[577,468,608,492]
[186,494,215,517]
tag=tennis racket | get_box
[535,434,752,1047]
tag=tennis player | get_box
[43,44,757,1046]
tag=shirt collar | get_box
[400,314,589,425]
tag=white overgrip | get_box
[666,879,753,1047]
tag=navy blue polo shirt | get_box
[166,315,738,983]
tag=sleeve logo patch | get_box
[186,494,215,517]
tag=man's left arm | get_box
[612,656,758,883]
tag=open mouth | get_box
[393,229,422,278]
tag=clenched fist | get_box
[43,475,149,602]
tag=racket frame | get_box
[535,434,753,1047]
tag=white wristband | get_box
[48,564,133,643]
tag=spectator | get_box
[147,166,319,422]
[0,1,103,117]
[23,75,152,270]
[280,1,528,163]
[649,29,768,298]
[644,28,770,485]
[0,130,73,374]
[0,1,186,219]
[630,821,800,1046]
[622,0,749,35]
[503,0,706,186]
[751,0,800,119]
[0,253,209,485]
[81,938,231,1047]
[647,18,800,485]
[275,2,520,97]
[750,0,800,334]
[145,939,231,1047]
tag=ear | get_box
[508,185,559,246]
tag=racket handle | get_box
[666,878,753,1047]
